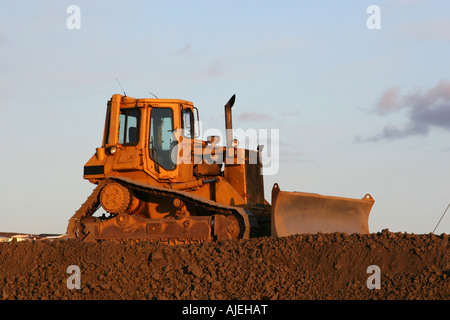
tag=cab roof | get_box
[113,94,194,106]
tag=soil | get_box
[0,229,449,300]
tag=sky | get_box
[1,0,450,235]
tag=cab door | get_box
[147,105,180,180]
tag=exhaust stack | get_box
[224,94,236,159]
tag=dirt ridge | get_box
[0,230,449,300]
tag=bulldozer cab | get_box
[86,94,199,184]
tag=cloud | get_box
[356,81,450,142]
[374,86,404,115]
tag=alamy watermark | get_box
[366,5,381,30]
[64,263,381,292]
[66,5,381,31]
[366,265,381,289]
[66,5,81,30]
[66,265,81,289]
[170,127,280,175]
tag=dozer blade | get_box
[271,183,374,237]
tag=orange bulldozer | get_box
[67,94,374,243]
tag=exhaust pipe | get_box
[224,94,236,159]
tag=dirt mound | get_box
[0,230,449,300]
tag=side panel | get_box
[245,158,265,206]
[224,149,265,206]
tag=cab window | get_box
[149,108,176,171]
[118,108,139,145]
[182,108,194,138]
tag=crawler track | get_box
[67,177,259,243]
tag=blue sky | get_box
[1,1,450,235]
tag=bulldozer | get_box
[67,94,374,243]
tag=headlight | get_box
[232,139,239,148]
[109,146,117,154]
